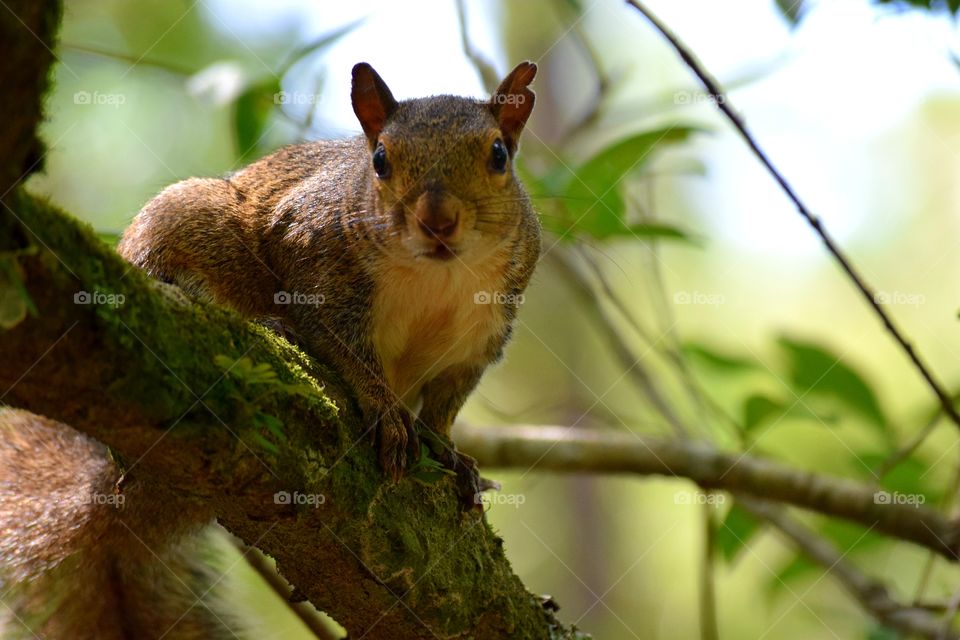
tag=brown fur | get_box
[118,62,541,482]
[0,408,237,639]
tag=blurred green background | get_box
[28,0,960,637]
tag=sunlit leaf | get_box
[621,222,696,243]
[543,127,699,242]
[742,393,837,432]
[777,337,888,437]
[684,343,758,372]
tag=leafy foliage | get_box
[777,337,890,441]
[523,127,700,243]
[214,354,324,453]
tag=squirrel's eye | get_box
[490,139,508,173]
[372,143,390,178]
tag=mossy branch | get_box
[0,191,582,639]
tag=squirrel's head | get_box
[351,61,536,263]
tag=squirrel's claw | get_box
[375,407,418,481]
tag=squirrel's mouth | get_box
[421,245,458,261]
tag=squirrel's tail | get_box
[0,408,239,640]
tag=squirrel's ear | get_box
[490,61,537,153]
[351,63,398,143]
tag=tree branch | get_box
[454,423,960,562]
[0,191,582,639]
[623,0,960,433]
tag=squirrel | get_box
[1,62,540,639]
[117,61,540,500]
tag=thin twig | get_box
[699,500,720,640]
[737,496,960,640]
[624,0,960,432]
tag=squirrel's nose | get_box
[417,213,459,239]
[414,191,460,241]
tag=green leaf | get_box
[742,393,837,433]
[622,222,696,243]
[253,412,286,441]
[684,343,758,372]
[715,502,762,563]
[743,395,783,432]
[551,127,700,241]
[249,432,279,454]
[409,444,456,485]
[233,78,280,163]
[777,337,888,436]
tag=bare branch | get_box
[455,423,960,562]
[623,0,960,432]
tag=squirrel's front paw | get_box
[374,407,419,481]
